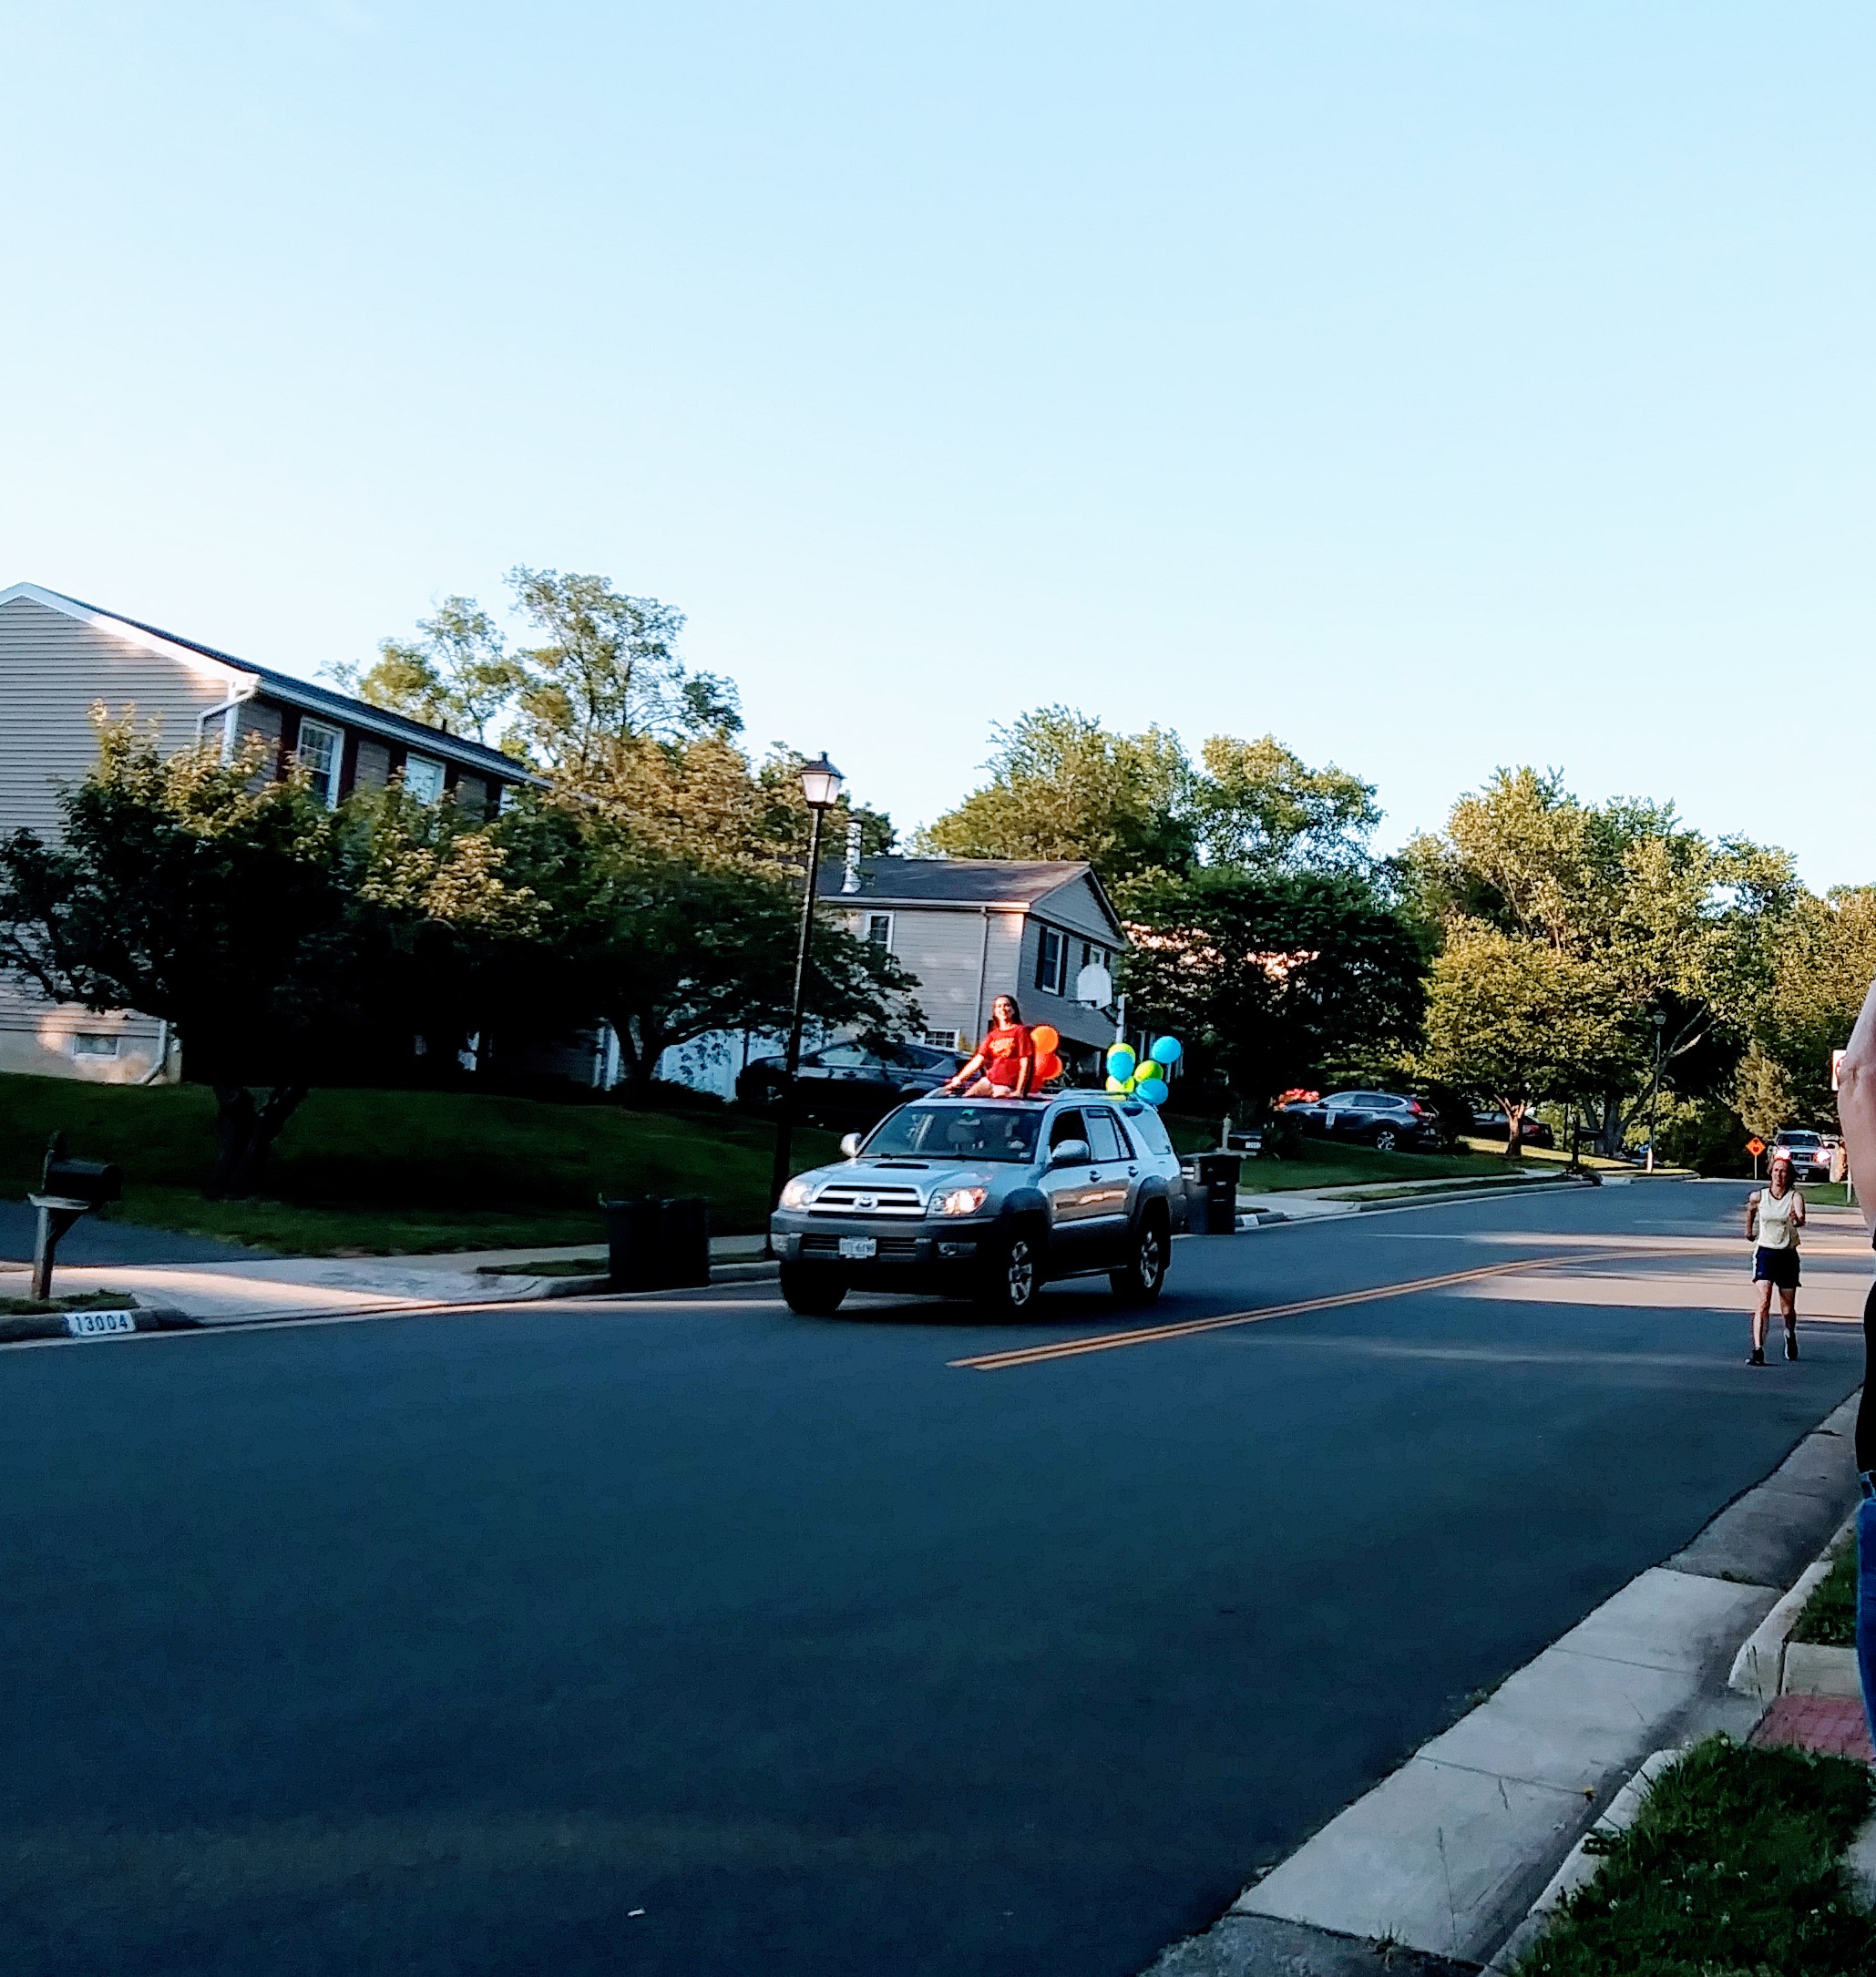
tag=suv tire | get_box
[1371,1126,1399,1152]
[975,1224,1041,1317]
[778,1264,846,1316]
[1110,1210,1168,1305]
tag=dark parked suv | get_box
[737,1038,967,1128]
[770,1091,1190,1316]
[1284,1091,1442,1152]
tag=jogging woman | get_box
[1745,1152,1806,1366]
[940,995,1034,1100]
[1829,976,1876,1755]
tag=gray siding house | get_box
[819,855,1125,1061]
[0,582,538,1084]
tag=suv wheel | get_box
[1110,1212,1168,1306]
[1371,1126,1399,1152]
[778,1264,846,1316]
[975,1225,1041,1316]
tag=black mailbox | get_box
[40,1157,123,1209]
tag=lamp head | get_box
[798,754,844,810]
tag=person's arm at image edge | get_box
[1835,975,1876,1237]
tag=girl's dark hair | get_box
[992,994,1022,1024]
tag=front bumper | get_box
[768,1210,997,1286]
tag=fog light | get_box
[938,1240,978,1259]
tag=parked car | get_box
[1771,1129,1831,1182]
[1470,1111,1557,1150]
[737,1038,967,1126]
[769,1091,1190,1316]
[1280,1090,1443,1153]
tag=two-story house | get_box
[0,581,539,1083]
[820,855,1126,1070]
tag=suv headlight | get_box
[778,1178,815,1210]
[931,1185,988,1217]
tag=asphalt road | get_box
[0,1181,1864,1976]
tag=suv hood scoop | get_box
[866,1161,931,1170]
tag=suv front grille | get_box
[808,1184,925,1217]
[802,1234,921,1260]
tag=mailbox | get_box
[39,1156,123,1210]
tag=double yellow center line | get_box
[949,1249,1635,1372]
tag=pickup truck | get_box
[769,1091,1190,1316]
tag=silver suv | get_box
[770,1091,1191,1317]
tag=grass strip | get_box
[0,1290,141,1316]
[1512,1736,1876,1976]
[1791,1542,1860,1649]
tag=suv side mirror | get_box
[1049,1138,1091,1169]
[839,1132,863,1158]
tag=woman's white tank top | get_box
[1756,1186,1799,1250]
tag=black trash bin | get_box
[658,1195,711,1289]
[600,1194,712,1291]
[600,1196,662,1292]
[1193,1153,1243,1234]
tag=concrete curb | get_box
[1481,1745,1687,1975]
[0,1302,201,1345]
[1139,1392,1863,1976]
[1727,1511,1854,1701]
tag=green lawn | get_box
[1792,1540,1859,1648]
[1512,1736,1876,1975]
[1191,1132,1553,1193]
[0,1074,839,1255]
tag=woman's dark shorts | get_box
[1754,1245,1800,1290]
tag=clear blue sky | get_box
[5,3,1871,884]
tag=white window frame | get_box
[1034,923,1068,995]
[923,1027,965,1050]
[70,1032,121,1059]
[865,912,895,954]
[295,719,343,809]
[401,753,446,804]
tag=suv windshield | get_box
[865,1104,1041,1163]
[1776,1132,1820,1147]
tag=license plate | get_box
[837,1236,877,1261]
[64,1308,138,1337]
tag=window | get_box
[1084,1111,1127,1163]
[70,1033,120,1059]
[864,1106,1041,1163]
[1123,1105,1174,1156]
[865,913,894,952]
[815,1043,871,1068]
[295,720,343,808]
[922,1029,964,1051]
[402,753,446,804]
[1034,925,1068,994]
[1048,1108,1088,1152]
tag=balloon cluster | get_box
[1029,1024,1063,1084]
[1105,1034,1182,1106]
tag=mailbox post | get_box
[28,1132,123,1301]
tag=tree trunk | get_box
[1502,1099,1525,1157]
[209,1084,310,1198]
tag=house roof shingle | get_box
[816,856,1123,936]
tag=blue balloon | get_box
[1134,1075,1169,1106]
[1150,1035,1183,1068]
[1106,1044,1137,1081]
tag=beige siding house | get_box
[0,582,538,1084]
[821,856,1125,1063]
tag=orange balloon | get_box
[1030,1023,1060,1054]
[1033,1050,1063,1083]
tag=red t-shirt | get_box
[979,1023,1033,1089]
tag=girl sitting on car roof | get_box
[939,995,1034,1100]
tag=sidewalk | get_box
[0,1233,770,1327]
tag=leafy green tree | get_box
[1406,768,1799,1153]
[507,567,741,786]
[1119,869,1426,1118]
[0,717,536,1195]
[1417,924,1632,1152]
[1732,1044,1798,1146]
[1189,734,1379,873]
[919,707,1193,884]
[1752,886,1876,1122]
[494,801,917,1101]
[332,596,527,745]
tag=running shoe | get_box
[1785,1335,1799,1361]
[1748,1348,1767,1366]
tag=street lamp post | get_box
[1645,1009,1666,1172]
[767,755,845,1231]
